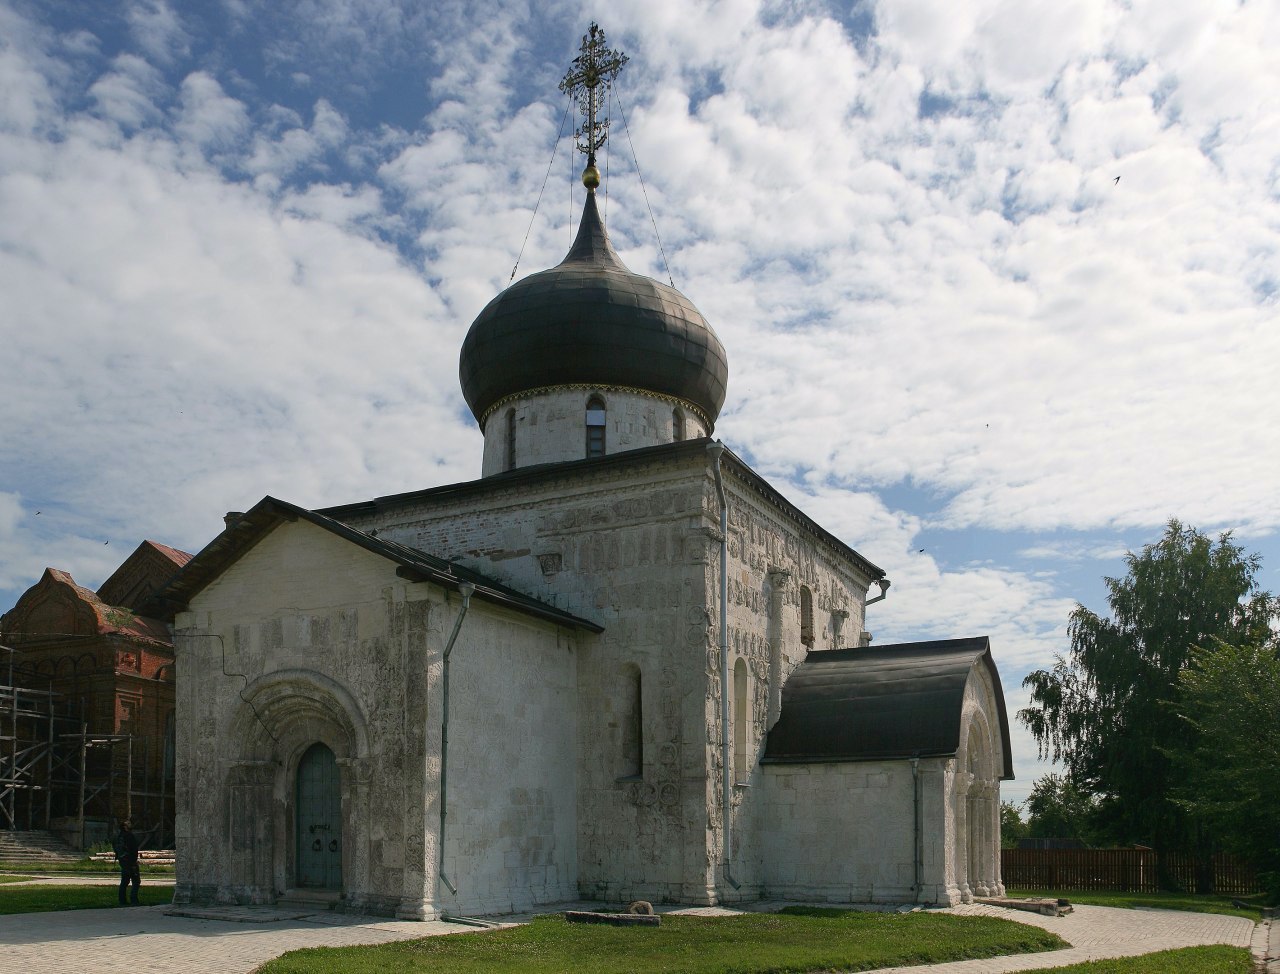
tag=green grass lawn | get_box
[0,875,30,885]
[0,884,173,914]
[1013,944,1254,973]
[258,909,1069,974]
[1006,887,1265,920]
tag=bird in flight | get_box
[1113,176,1120,185]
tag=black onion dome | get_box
[459,190,729,429]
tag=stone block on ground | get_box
[565,910,660,927]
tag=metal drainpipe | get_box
[708,442,740,892]
[437,581,475,899]
[865,578,891,606]
[911,754,922,903]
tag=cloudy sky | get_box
[2,0,1277,804]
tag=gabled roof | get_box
[143,540,194,568]
[147,496,603,633]
[762,638,1014,779]
[97,539,194,610]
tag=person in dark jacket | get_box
[114,820,141,905]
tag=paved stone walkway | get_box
[0,904,466,974]
[857,903,1253,972]
[0,898,1259,974]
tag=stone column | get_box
[990,782,1005,895]
[955,772,972,903]
[972,782,992,897]
[337,757,372,909]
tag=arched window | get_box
[733,657,749,782]
[505,408,517,471]
[620,664,643,778]
[585,395,607,458]
[800,586,814,647]
[673,408,685,442]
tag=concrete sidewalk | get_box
[0,899,1258,974]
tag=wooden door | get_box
[295,743,342,889]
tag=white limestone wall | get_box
[755,758,956,904]
[173,521,431,915]
[442,611,579,916]
[172,518,580,919]
[339,447,882,905]
[344,451,720,903]
[480,388,708,477]
[707,463,880,900]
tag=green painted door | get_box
[295,743,342,889]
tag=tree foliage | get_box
[1174,641,1280,899]
[1023,774,1098,843]
[1000,801,1029,849]
[1019,520,1278,849]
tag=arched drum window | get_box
[586,396,607,458]
[505,408,517,471]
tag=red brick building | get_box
[0,541,189,847]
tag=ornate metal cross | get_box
[558,23,629,170]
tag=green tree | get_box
[1023,774,1097,842]
[1019,521,1277,862]
[1175,641,1280,901]
[1001,800,1029,849]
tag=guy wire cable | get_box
[615,85,675,288]
[509,95,573,285]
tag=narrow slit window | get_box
[673,408,685,442]
[800,585,814,647]
[505,408,517,471]
[733,657,748,782]
[586,396,607,458]
[621,665,643,778]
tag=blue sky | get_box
[2,0,1278,805]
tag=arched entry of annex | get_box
[296,742,342,889]
[226,668,370,904]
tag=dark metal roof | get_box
[145,496,602,633]
[762,638,1013,778]
[459,189,729,430]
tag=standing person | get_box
[114,819,141,906]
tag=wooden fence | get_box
[1002,848,1259,894]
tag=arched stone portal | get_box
[223,669,370,905]
[954,704,1002,902]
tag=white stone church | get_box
[161,47,1010,918]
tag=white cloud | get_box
[126,0,190,66]
[175,71,250,149]
[245,98,348,186]
[2,0,1278,802]
[88,53,166,128]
